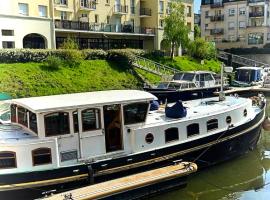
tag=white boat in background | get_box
[0,90,266,199]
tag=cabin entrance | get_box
[103,104,123,152]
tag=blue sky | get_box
[194,0,201,14]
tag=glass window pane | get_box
[45,112,70,136]
[82,109,100,131]
[17,107,28,127]
[124,103,149,125]
[29,111,37,133]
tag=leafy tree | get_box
[187,38,217,60]
[194,25,201,39]
[163,1,190,60]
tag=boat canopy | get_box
[236,67,262,83]
[11,90,157,113]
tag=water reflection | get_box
[152,98,270,200]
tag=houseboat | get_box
[0,90,266,199]
[144,71,228,103]
[232,67,264,87]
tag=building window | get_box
[159,1,164,13]
[207,119,218,132]
[187,6,192,17]
[159,19,164,28]
[32,148,52,166]
[73,111,79,133]
[59,0,68,5]
[44,112,70,136]
[145,133,154,144]
[18,3,29,16]
[1,30,14,36]
[123,102,149,125]
[248,33,264,45]
[81,108,101,132]
[106,0,110,4]
[165,127,179,143]
[106,16,110,24]
[205,11,209,18]
[229,9,235,16]
[38,5,47,17]
[226,116,232,124]
[239,21,246,29]
[2,41,15,49]
[60,11,67,20]
[205,24,208,30]
[130,0,135,14]
[95,14,99,23]
[0,152,17,169]
[228,22,235,30]
[17,107,28,127]
[239,7,245,15]
[267,33,270,40]
[187,123,199,137]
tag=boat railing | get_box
[132,56,181,77]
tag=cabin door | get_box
[103,104,123,152]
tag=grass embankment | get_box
[135,56,221,84]
[0,60,142,98]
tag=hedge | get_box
[0,48,145,63]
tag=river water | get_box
[152,97,270,200]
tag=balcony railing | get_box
[80,0,96,10]
[140,8,151,16]
[248,0,267,3]
[210,28,224,35]
[113,5,128,14]
[210,15,224,22]
[54,20,155,35]
[210,3,223,8]
[249,12,264,17]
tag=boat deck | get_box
[43,162,197,200]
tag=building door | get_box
[103,104,123,152]
[115,17,121,32]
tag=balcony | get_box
[248,0,267,4]
[210,28,224,35]
[210,3,223,8]
[80,0,96,10]
[113,5,128,14]
[249,12,264,17]
[210,15,224,22]
[140,8,151,16]
[54,20,155,35]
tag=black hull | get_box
[0,105,265,200]
[144,87,222,103]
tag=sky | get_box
[194,0,201,14]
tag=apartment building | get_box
[201,0,270,49]
[0,0,194,51]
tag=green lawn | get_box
[145,55,221,73]
[0,60,142,98]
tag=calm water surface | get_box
[152,97,270,200]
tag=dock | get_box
[43,162,197,200]
[214,85,270,95]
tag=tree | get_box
[163,1,190,60]
[194,25,201,39]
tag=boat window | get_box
[157,82,169,89]
[44,112,70,137]
[207,119,218,132]
[182,73,195,81]
[187,123,199,137]
[165,127,179,143]
[195,75,199,81]
[124,102,149,125]
[145,133,154,144]
[181,83,188,89]
[11,104,17,123]
[73,111,79,133]
[226,116,232,124]
[17,106,28,127]
[244,109,247,117]
[189,83,196,88]
[29,111,37,133]
[205,74,214,81]
[81,108,101,132]
[168,82,181,89]
[32,148,52,166]
[172,73,183,80]
[0,151,17,169]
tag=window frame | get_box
[38,5,48,18]
[207,119,218,132]
[123,102,149,125]
[44,112,70,137]
[32,148,52,166]
[0,151,17,169]
[1,30,14,36]
[187,123,200,137]
[81,108,101,132]
[18,3,29,16]
[165,127,179,143]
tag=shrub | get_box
[59,37,79,50]
[44,55,62,70]
[62,49,83,67]
[82,49,107,60]
[187,38,217,60]
[107,49,137,67]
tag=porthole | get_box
[226,116,232,124]
[243,109,247,117]
[145,133,154,144]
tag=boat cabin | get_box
[235,67,263,84]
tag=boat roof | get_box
[236,66,262,70]
[12,90,157,113]
[175,71,215,74]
